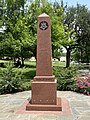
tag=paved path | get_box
[0,91,90,120]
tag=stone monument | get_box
[26,13,62,111]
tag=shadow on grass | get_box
[24,64,36,68]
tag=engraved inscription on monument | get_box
[39,21,48,30]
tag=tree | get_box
[31,0,73,66]
[27,0,64,59]
[65,4,90,64]
[1,0,82,68]
[5,13,35,65]
[0,0,35,66]
[76,4,90,64]
[52,1,77,67]
[0,0,6,58]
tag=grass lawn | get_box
[0,60,65,68]
[52,61,66,67]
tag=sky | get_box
[49,0,90,9]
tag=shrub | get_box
[0,62,5,67]
[0,62,23,94]
[53,67,78,90]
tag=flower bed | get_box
[73,75,90,96]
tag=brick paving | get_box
[0,91,90,120]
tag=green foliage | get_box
[53,66,78,90]
[0,62,23,94]
[21,68,36,90]
[0,0,35,65]
[65,4,90,63]
[0,0,77,67]
[71,48,81,62]
[1,60,90,96]
[0,0,68,63]
[0,0,90,67]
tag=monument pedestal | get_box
[31,80,57,105]
[26,98,62,111]
[26,78,62,111]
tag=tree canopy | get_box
[0,0,90,67]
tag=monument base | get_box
[26,79,62,111]
[26,97,62,111]
[31,80,57,105]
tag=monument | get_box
[26,13,62,111]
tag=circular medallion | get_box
[39,21,48,30]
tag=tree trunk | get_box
[13,57,16,64]
[66,47,71,68]
[80,48,83,63]
[21,57,24,67]
[86,50,89,65]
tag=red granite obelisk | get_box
[26,13,62,111]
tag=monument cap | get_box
[38,13,49,17]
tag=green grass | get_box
[0,60,10,63]
[24,61,36,68]
[52,61,66,67]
